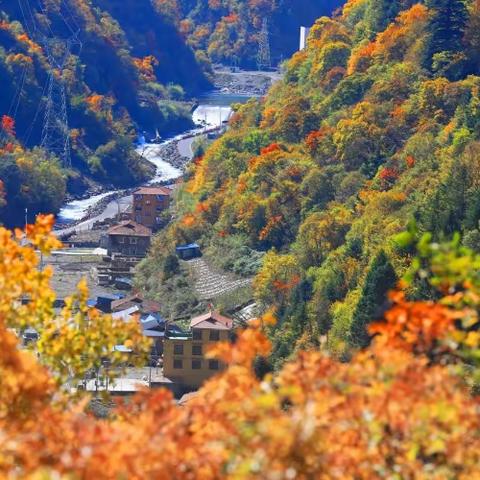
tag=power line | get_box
[12,65,29,119]
[40,37,75,168]
[21,0,81,167]
[23,76,49,145]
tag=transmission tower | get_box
[16,0,81,168]
[257,18,271,71]
[40,38,73,168]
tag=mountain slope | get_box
[0,0,210,225]
[157,0,344,68]
[138,0,480,365]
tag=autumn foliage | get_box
[1,115,15,137]
[1,220,480,478]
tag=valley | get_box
[54,80,262,234]
[4,1,480,477]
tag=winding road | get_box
[53,94,242,238]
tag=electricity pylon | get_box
[18,0,81,168]
[40,38,73,168]
[257,18,271,71]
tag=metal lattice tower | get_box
[16,0,81,167]
[257,18,271,71]
[40,38,73,168]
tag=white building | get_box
[300,26,311,51]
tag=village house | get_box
[163,311,234,389]
[132,186,171,230]
[110,294,184,360]
[111,293,162,314]
[107,220,152,257]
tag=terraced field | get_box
[184,258,252,300]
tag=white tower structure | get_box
[299,26,311,51]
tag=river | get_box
[55,93,251,234]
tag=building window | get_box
[135,194,142,200]
[192,360,201,370]
[173,344,184,355]
[118,236,125,244]
[130,237,137,244]
[192,345,202,356]
[192,330,202,340]
[173,359,183,369]
[209,330,220,341]
[209,360,219,371]
[135,216,142,223]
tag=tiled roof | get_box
[134,186,171,196]
[107,221,152,237]
[111,294,161,314]
[190,311,233,330]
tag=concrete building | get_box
[163,311,233,389]
[132,186,171,230]
[300,26,311,51]
[107,220,152,257]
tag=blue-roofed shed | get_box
[176,243,201,260]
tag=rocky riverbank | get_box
[153,140,190,172]
[212,68,282,96]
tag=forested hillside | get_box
[156,0,343,68]
[139,0,480,366]
[0,0,209,225]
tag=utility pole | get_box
[257,18,271,71]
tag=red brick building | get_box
[132,186,171,230]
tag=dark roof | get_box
[140,313,165,331]
[111,294,162,314]
[108,221,152,237]
[176,243,200,251]
[190,311,233,331]
[134,186,171,196]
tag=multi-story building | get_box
[107,220,152,257]
[132,186,171,230]
[163,311,234,389]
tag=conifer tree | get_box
[350,250,397,348]
[364,0,401,38]
[425,0,468,61]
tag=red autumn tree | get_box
[1,115,15,137]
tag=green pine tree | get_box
[425,0,468,68]
[364,0,401,38]
[350,250,397,348]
